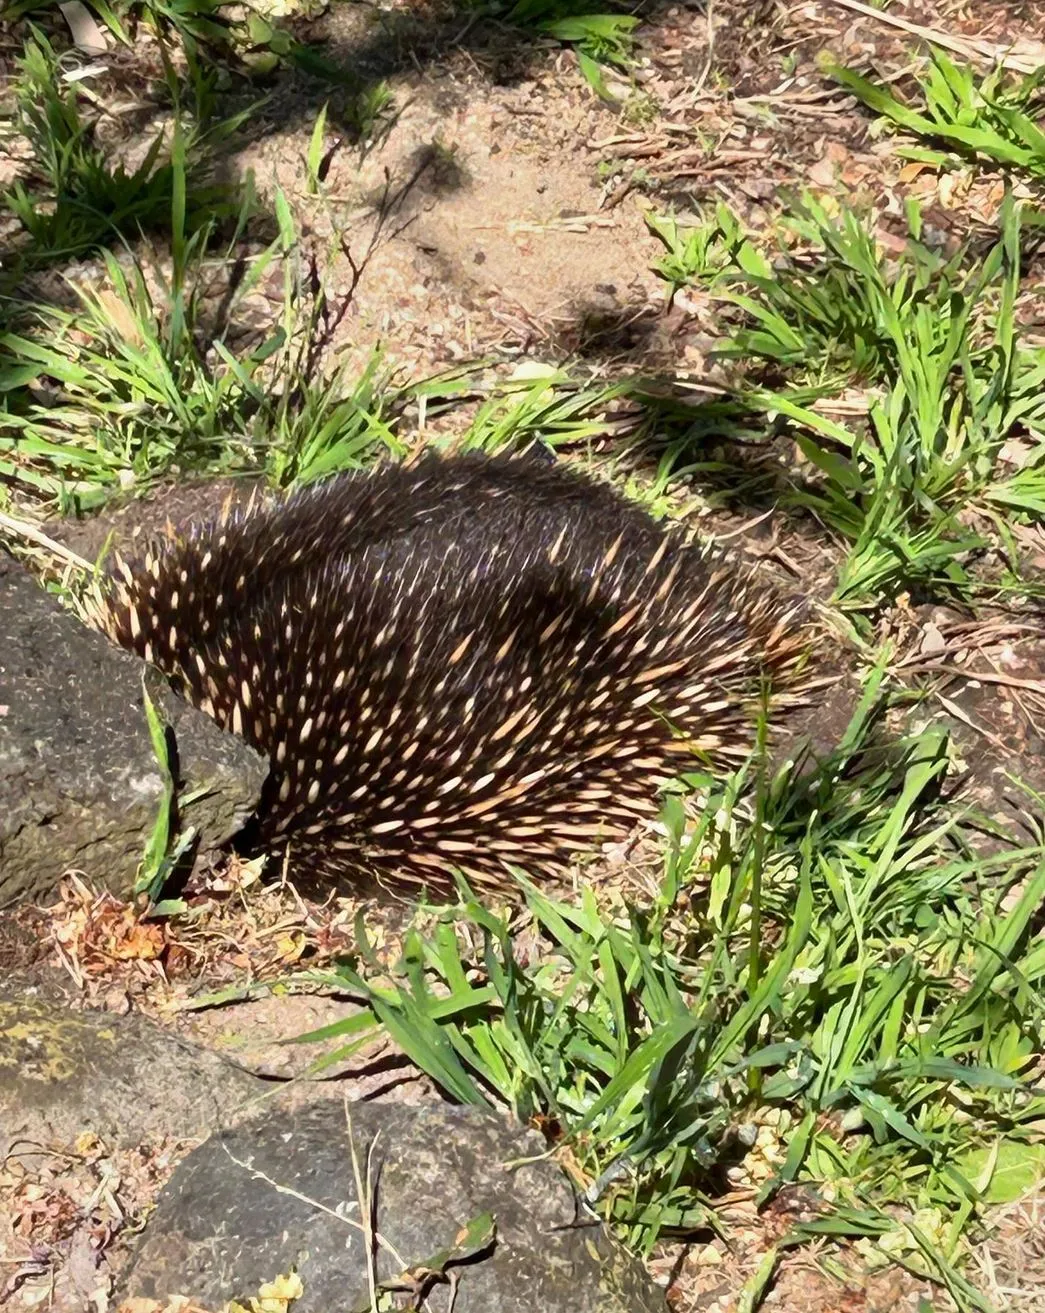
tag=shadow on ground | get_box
[0,0,852,328]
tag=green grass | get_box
[825,48,1045,182]
[291,664,1045,1305]
[4,0,640,98]
[2,0,345,81]
[647,192,1045,613]
[1,28,252,274]
[3,0,232,49]
[0,150,397,510]
[0,175,628,510]
[534,11,639,99]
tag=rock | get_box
[175,992,434,1098]
[0,990,266,1167]
[0,556,266,905]
[119,1100,665,1312]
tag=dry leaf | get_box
[898,161,932,183]
[59,0,108,54]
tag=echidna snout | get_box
[91,452,812,892]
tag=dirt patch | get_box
[227,46,667,380]
[658,1224,943,1313]
[881,606,1045,839]
[972,1185,1045,1313]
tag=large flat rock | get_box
[119,1099,666,1313]
[0,991,266,1166]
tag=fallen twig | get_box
[821,0,1045,75]
[0,510,94,572]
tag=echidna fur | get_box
[89,451,813,894]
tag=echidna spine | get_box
[89,451,813,893]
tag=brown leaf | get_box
[898,160,932,183]
[807,156,837,188]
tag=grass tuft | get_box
[296,666,1045,1282]
[0,182,409,509]
[648,191,1045,611]
[1,28,252,274]
[825,48,1045,182]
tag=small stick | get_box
[821,0,1045,74]
[693,0,716,96]
[0,510,94,573]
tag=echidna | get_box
[89,451,812,893]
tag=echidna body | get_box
[92,452,811,892]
